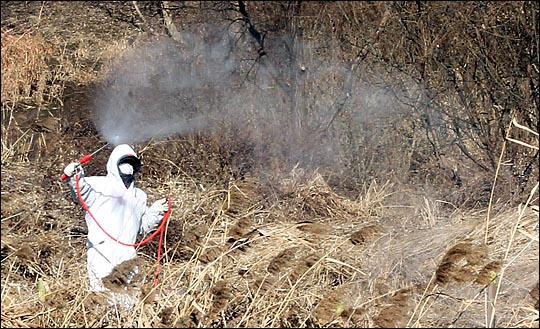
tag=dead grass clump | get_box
[173,314,199,328]
[474,260,502,285]
[182,223,208,247]
[102,258,145,293]
[0,26,98,165]
[1,29,53,107]
[13,245,34,261]
[434,241,488,286]
[227,217,254,242]
[44,285,80,309]
[295,221,332,235]
[289,253,322,285]
[349,224,384,246]
[167,223,208,261]
[313,285,351,325]
[373,287,414,328]
[250,275,276,294]
[225,177,262,215]
[277,170,370,220]
[82,291,110,309]
[210,280,233,314]
[198,245,225,264]
[158,306,175,326]
[280,305,312,327]
[267,247,298,274]
[3,237,61,284]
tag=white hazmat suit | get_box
[64,144,168,292]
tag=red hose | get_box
[75,175,171,288]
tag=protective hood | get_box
[106,144,141,188]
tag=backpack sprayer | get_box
[60,142,110,181]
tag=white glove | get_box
[63,162,80,177]
[149,198,169,215]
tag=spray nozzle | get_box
[80,142,110,164]
[61,143,110,181]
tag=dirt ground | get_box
[1,2,538,328]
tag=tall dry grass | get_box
[1,28,54,163]
[1,38,538,329]
[1,29,53,108]
[2,159,538,327]
[482,118,539,328]
[0,25,121,165]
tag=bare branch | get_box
[237,0,266,57]
[159,1,182,43]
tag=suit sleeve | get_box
[67,171,102,208]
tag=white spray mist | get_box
[94,32,237,145]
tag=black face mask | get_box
[120,173,135,188]
[117,154,141,188]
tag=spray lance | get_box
[60,142,110,181]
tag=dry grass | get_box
[1,106,538,328]
[1,160,538,327]
[1,3,538,327]
[1,5,130,165]
[0,24,100,165]
[1,29,52,108]
[1,28,54,164]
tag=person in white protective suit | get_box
[63,144,169,293]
